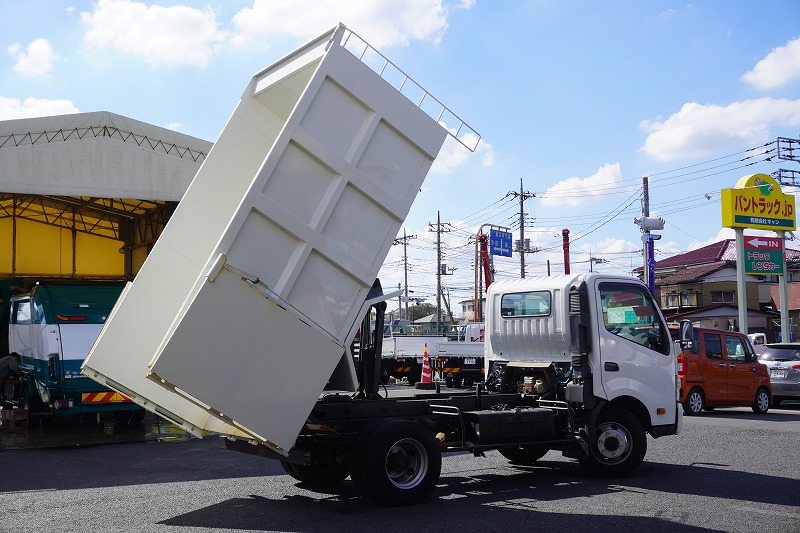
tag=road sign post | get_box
[743,236,784,275]
[489,229,512,257]
[722,174,796,336]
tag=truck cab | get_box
[6,284,142,422]
[485,273,682,441]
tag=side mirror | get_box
[679,320,694,350]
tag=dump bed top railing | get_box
[337,26,480,153]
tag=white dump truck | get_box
[82,24,682,505]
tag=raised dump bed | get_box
[83,24,476,454]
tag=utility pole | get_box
[429,211,453,333]
[772,136,800,187]
[772,135,800,340]
[441,287,456,325]
[397,283,402,323]
[392,229,416,319]
[507,178,535,278]
[635,176,665,294]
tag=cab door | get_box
[700,332,727,404]
[9,297,34,359]
[723,334,756,404]
[594,281,677,419]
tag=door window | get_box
[600,283,670,355]
[12,299,32,325]
[724,335,750,362]
[703,333,723,359]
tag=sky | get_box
[2,0,800,315]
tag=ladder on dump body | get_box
[337,25,480,153]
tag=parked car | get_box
[758,343,800,406]
[748,333,767,355]
[673,326,772,415]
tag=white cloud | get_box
[80,0,226,67]
[8,39,60,76]
[741,36,800,90]
[0,96,80,120]
[539,163,624,207]
[592,237,639,255]
[640,98,800,161]
[687,227,735,250]
[230,0,472,48]
[431,134,493,174]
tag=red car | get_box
[675,327,772,415]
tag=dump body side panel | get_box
[82,33,333,439]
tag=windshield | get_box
[760,346,800,361]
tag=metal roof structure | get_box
[0,111,210,200]
[0,111,212,280]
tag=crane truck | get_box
[82,24,683,506]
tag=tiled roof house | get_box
[650,239,800,339]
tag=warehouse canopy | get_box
[0,111,213,280]
[0,111,211,200]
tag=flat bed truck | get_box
[82,24,682,505]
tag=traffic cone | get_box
[415,343,435,390]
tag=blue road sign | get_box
[489,229,512,257]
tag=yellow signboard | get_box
[721,174,796,231]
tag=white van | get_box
[748,333,767,354]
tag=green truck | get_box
[3,283,142,424]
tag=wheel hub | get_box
[596,424,630,460]
[385,439,428,488]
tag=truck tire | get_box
[581,406,646,477]
[751,387,770,414]
[22,386,45,428]
[281,461,349,486]
[682,387,704,416]
[498,445,549,465]
[350,419,441,505]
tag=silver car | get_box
[759,343,800,406]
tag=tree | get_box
[408,303,435,323]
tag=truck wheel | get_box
[682,388,704,415]
[281,461,349,486]
[22,387,44,428]
[751,387,770,414]
[581,407,646,477]
[130,409,146,424]
[452,377,463,389]
[498,445,549,465]
[351,419,441,505]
